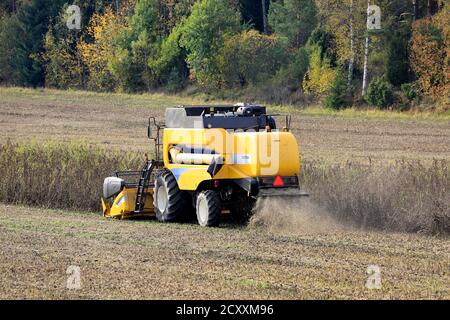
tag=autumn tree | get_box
[218,30,287,87]
[410,4,449,104]
[109,0,194,91]
[179,0,242,89]
[303,45,338,95]
[42,6,85,89]
[78,4,130,90]
[315,0,366,91]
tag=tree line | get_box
[0,0,448,110]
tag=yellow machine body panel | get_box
[163,128,301,191]
[101,106,308,224]
[102,187,154,219]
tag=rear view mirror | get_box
[147,117,159,140]
[147,124,153,139]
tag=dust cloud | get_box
[248,197,347,235]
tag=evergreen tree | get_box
[0,14,17,83]
[0,1,17,16]
[9,0,65,86]
[239,0,268,32]
[325,69,348,109]
[386,26,412,87]
[268,0,317,48]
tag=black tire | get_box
[153,171,187,222]
[196,190,221,227]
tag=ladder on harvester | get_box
[134,160,155,213]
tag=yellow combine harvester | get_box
[101,104,307,227]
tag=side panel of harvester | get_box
[163,128,301,191]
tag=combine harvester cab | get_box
[101,104,308,226]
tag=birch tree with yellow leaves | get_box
[78,3,132,90]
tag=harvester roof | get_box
[165,104,273,130]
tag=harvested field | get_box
[0,87,449,299]
[0,205,448,299]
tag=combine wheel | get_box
[153,171,187,222]
[196,190,221,227]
